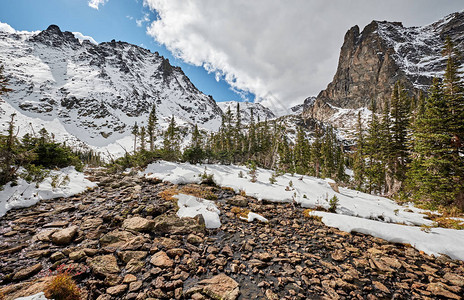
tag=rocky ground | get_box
[0,170,463,300]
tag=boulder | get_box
[122,217,155,232]
[150,251,174,268]
[88,255,120,277]
[50,226,78,245]
[186,273,239,300]
[12,263,42,281]
[153,214,205,235]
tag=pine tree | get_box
[442,36,464,157]
[248,108,257,155]
[163,116,180,160]
[147,104,157,151]
[183,124,204,164]
[311,124,323,177]
[294,126,311,175]
[364,101,385,194]
[234,103,243,161]
[406,78,456,206]
[390,82,410,185]
[139,126,146,151]
[0,114,17,185]
[131,122,139,153]
[353,112,365,190]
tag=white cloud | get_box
[136,13,150,27]
[72,32,98,45]
[143,0,464,111]
[88,0,108,10]
[0,22,16,34]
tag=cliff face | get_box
[304,11,464,125]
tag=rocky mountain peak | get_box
[31,24,81,48]
[303,11,464,132]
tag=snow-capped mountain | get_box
[217,101,276,124]
[0,24,223,148]
[303,11,464,135]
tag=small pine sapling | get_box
[328,195,339,213]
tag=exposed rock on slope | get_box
[0,24,223,147]
[304,11,464,129]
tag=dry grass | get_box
[423,211,464,230]
[180,185,218,200]
[158,185,218,204]
[158,186,180,201]
[231,206,251,219]
[44,273,81,300]
[239,190,247,197]
[302,209,323,222]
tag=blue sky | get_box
[0,0,253,103]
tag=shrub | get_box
[200,170,215,186]
[269,173,277,184]
[21,164,50,187]
[328,195,339,213]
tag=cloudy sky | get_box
[1,0,463,112]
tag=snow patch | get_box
[72,32,98,45]
[240,212,268,223]
[0,167,97,218]
[312,211,464,261]
[14,292,49,300]
[174,193,221,229]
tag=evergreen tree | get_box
[364,101,385,194]
[311,124,323,177]
[294,126,309,174]
[139,126,146,151]
[163,116,180,160]
[406,78,457,206]
[0,114,18,185]
[183,124,204,164]
[131,122,139,153]
[390,82,410,185]
[442,36,464,157]
[248,108,257,155]
[353,112,365,190]
[147,104,157,151]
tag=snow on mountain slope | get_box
[0,24,223,149]
[217,101,276,124]
[376,11,464,90]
